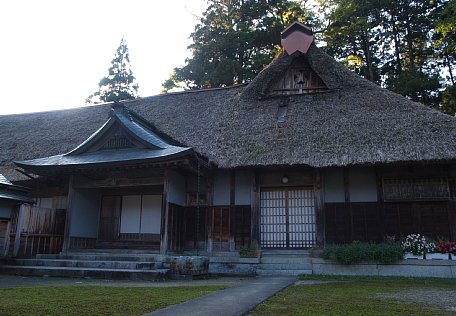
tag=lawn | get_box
[0,285,226,316]
[252,276,456,316]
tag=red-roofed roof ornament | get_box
[281,22,314,55]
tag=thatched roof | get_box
[2,43,456,182]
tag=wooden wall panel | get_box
[325,201,455,244]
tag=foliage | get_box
[239,244,260,258]
[86,38,139,104]
[322,242,404,265]
[0,285,226,316]
[252,279,456,315]
[440,85,456,115]
[162,0,317,92]
[390,68,440,106]
[319,0,446,107]
[434,241,456,254]
[401,234,435,255]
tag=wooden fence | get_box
[325,201,456,244]
[7,204,66,257]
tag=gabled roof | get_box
[14,104,193,171]
[2,40,456,182]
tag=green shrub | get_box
[239,244,259,258]
[322,242,404,265]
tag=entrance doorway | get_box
[260,188,316,248]
[98,195,162,242]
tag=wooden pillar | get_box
[62,176,74,253]
[343,167,354,241]
[315,169,325,247]
[206,172,213,253]
[229,170,236,251]
[160,169,170,254]
[251,171,260,247]
[3,219,12,257]
[13,204,28,257]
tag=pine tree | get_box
[86,38,139,104]
[162,0,316,92]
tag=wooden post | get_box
[315,169,325,247]
[62,176,74,253]
[3,219,12,257]
[229,170,236,251]
[13,205,28,257]
[160,169,170,254]
[206,173,214,253]
[251,171,260,247]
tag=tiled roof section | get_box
[0,173,12,185]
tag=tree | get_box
[86,38,139,104]
[320,0,444,106]
[441,85,456,115]
[162,0,317,92]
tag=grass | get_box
[0,285,226,316]
[252,277,456,316]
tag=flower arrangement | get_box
[434,241,456,254]
[401,234,435,255]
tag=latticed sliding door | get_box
[260,188,316,248]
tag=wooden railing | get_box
[8,233,63,257]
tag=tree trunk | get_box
[390,11,402,74]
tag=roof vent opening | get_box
[281,21,314,55]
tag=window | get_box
[382,176,450,201]
[269,58,328,96]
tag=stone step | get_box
[260,263,313,270]
[256,269,312,276]
[0,265,170,280]
[261,250,310,256]
[260,257,312,264]
[36,253,162,262]
[69,248,160,254]
[5,259,162,270]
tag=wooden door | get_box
[212,207,230,251]
[260,188,316,248]
[99,196,121,241]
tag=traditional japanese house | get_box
[1,22,456,260]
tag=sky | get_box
[0,0,206,115]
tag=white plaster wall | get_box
[213,170,230,205]
[323,168,345,203]
[168,170,186,206]
[349,167,378,202]
[140,195,161,233]
[235,170,252,205]
[120,195,142,233]
[70,189,101,238]
[0,200,15,218]
[37,197,53,208]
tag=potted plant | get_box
[401,234,432,259]
[427,241,453,260]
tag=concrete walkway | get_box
[145,276,296,316]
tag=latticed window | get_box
[101,132,134,150]
[382,176,450,201]
[269,58,328,96]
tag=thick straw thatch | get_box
[1,43,456,182]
